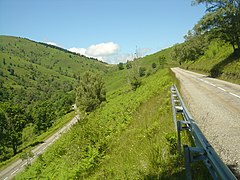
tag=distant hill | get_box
[0,35,109,91]
[0,36,111,163]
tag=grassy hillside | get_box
[0,35,108,89]
[2,34,234,179]
[16,47,210,179]
[179,39,240,84]
[0,35,110,164]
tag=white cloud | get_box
[68,47,87,56]
[105,54,135,64]
[46,41,59,46]
[68,42,152,64]
[68,42,119,63]
[86,42,119,57]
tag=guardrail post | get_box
[171,84,236,180]
[177,120,191,154]
[184,145,192,180]
[177,121,182,153]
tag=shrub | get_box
[139,67,146,77]
[152,63,157,69]
[130,76,141,91]
[76,71,106,112]
[118,63,124,70]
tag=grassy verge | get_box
[0,111,76,170]
[180,40,240,84]
[91,91,185,179]
[15,68,211,179]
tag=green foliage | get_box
[139,66,146,77]
[21,150,34,165]
[22,123,36,146]
[0,35,108,162]
[17,69,176,179]
[165,133,178,155]
[159,55,166,68]
[194,0,240,52]
[76,71,106,112]
[151,62,157,69]
[126,61,132,69]
[171,34,208,64]
[130,76,141,91]
[0,102,28,156]
[117,62,124,70]
[180,38,240,84]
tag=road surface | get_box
[0,114,79,180]
[172,67,240,176]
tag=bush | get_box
[130,76,141,91]
[118,63,124,70]
[139,67,146,77]
[152,63,157,69]
[126,61,132,69]
[76,71,106,112]
[165,133,177,155]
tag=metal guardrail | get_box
[170,84,236,180]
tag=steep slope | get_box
[0,36,109,163]
[0,35,108,90]
[175,39,240,84]
[15,48,210,179]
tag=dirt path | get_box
[171,67,240,176]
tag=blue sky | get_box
[0,0,206,64]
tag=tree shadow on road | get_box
[210,51,240,78]
[228,164,240,179]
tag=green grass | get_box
[0,35,109,89]
[0,111,76,170]
[181,39,240,84]
[1,35,230,179]
[15,68,211,179]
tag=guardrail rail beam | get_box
[171,85,236,180]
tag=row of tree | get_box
[0,90,74,160]
[172,0,240,63]
[194,0,240,53]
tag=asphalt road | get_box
[0,114,79,180]
[171,67,240,176]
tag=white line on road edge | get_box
[21,162,27,167]
[229,92,240,99]
[195,77,217,87]
[3,177,8,180]
[217,87,227,92]
[209,83,216,87]
[10,168,19,175]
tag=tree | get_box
[159,56,166,68]
[22,123,36,146]
[139,67,146,77]
[171,34,208,64]
[126,61,132,69]
[152,63,157,69]
[32,101,56,132]
[193,0,240,53]
[76,71,106,112]
[0,102,28,155]
[130,76,141,91]
[118,62,124,70]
